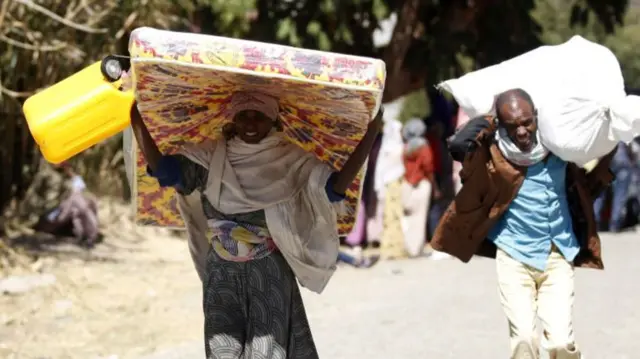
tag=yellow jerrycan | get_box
[23,55,135,164]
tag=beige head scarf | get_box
[227,91,280,120]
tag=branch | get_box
[80,0,96,16]
[0,83,34,98]
[0,34,67,51]
[11,0,108,34]
[0,0,9,31]
[115,11,139,39]
[383,0,422,75]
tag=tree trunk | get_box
[380,0,497,103]
[381,0,424,103]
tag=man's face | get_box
[497,96,537,153]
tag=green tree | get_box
[0,0,632,229]
[534,0,640,87]
[191,0,630,117]
[608,9,640,88]
[0,0,190,228]
[398,0,634,124]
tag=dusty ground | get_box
[0,200,205,359]
[1,221,640,358]
[0,225,202,359]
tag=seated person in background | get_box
[36,163,100,246]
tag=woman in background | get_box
[343,133,383,253]
[424,89,455,260]
[374,106,407,259]
[401,119,440,257]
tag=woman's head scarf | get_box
[402,118,427,141]
[228,91,280,121]
[402,118,428,154]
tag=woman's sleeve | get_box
[147,155,209,195]
[324,172,347,203]
[420,145,435,174]
[299,152,347,203]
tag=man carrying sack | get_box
[433,88,615,359]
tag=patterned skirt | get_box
[401,179,431,257]
[203,250,319,359]
[380,178,406,259]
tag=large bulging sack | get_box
[438,36,640,166]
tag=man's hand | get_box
[448,116,493,162]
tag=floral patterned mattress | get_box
[126,27,386,235]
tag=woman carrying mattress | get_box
[130,90,382,359]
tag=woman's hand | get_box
[368,107,384,134]
[120,69,163,172]
[120,70,133,92]
[129,100,162,171]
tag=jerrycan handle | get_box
[101,55,131,82]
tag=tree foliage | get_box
[190,0,630,100]
[534,0,640,87]
[0,0,189,226]
[398,0,635,122]
[0,0,634,227]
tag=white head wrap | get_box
[228,91,280,120]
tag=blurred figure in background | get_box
[344,199,367,248]
[344,133,383,249]
[337,250,380,268]
[424,88,455,259]
[593,142,635,232]
[363,132,384,245]
[452,107,471,194]
[36,163,100,246]
[375,100,407,259]
[401,119,439,257]
[628,138,640,226]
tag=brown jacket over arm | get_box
[432,118,614,270]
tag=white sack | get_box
[438,35,640,166]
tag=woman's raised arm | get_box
[332,108,384,195]
[130,102,162,172]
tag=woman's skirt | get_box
[366,197,384,245]
[401,179,431,257]
[380,178,406,259]
[203,250,319,359]
[344,200,366,247]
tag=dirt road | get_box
[2,230,639,358]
